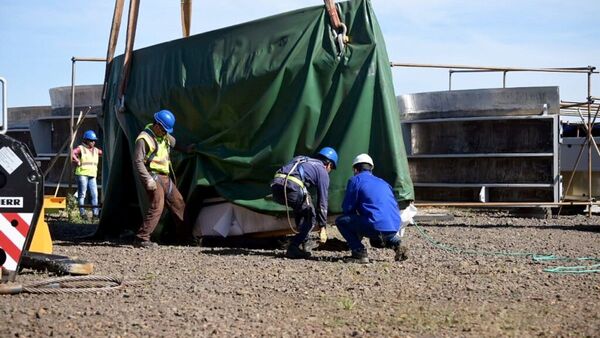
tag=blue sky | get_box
[1,0,598,108]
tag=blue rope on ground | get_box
[413,222,600,274]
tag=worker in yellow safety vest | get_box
[72,129,102,220]
[132,109,192,248]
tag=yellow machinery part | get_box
[23,197,94,276]
[28,196,65,254]
[28,217,52,254]
[43,196,67,209]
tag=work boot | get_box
[285,244,311,259]
[178,236,202,247]
[394,244,408,262]
[301,239,319,253]
[133,238,159,249]
[344,249,369,264]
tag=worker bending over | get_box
[336,154,408,264]
[271,147,338,259]
[133,109,189,248]
[72,129,102,220]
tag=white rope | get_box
[282,161,303,234]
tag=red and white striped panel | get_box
[0,213,33,272]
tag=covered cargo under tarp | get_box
[99,0,413,238]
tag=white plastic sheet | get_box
[193,201,289,237]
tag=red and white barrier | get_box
[0,213,33,272]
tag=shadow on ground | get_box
[47,220,351,251]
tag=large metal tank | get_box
[398,87,560,203]
[49,85,103,111]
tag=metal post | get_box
[448,70,453,91]
[0,77,7,134]
[502,71,507,88]
[587,67,593,216]
[68,58,76,220]
[66,57,106,219]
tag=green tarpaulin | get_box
[99,0,413,236]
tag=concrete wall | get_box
[7,84,103,126]
[49,84,103,110]
[7,106,52,126]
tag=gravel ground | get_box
[2,208,600,337]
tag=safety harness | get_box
[273,157,313,233]
[143,128,158,165]
[274,160,306,190]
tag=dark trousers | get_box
[136,174,186,241]
[271,183,315,247]
[336,214,401,252]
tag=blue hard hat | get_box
[83,130,98,141]
[317,147,338,169]
[154,109,175,134]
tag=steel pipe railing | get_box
[391,62,598,73]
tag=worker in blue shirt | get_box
[336,153,408,264]
[271,147,338,259]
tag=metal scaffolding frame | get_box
[65,57,106,218]
[391,62,600,214]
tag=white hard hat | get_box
[352,153,374,168]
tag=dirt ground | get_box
[2,208,599,337]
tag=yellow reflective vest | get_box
[75,145,100,177]
[135,125,171,175]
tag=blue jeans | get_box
[77,175,99,217]
[336,214,400,252]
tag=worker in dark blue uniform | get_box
[271,147,338,259]
[336,153,408,263]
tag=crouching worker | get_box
[271,147,338,259]
[133,109,189,248]
[335,154,408,264]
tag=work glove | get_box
[318,224,328,244]
[145,179,157,191]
